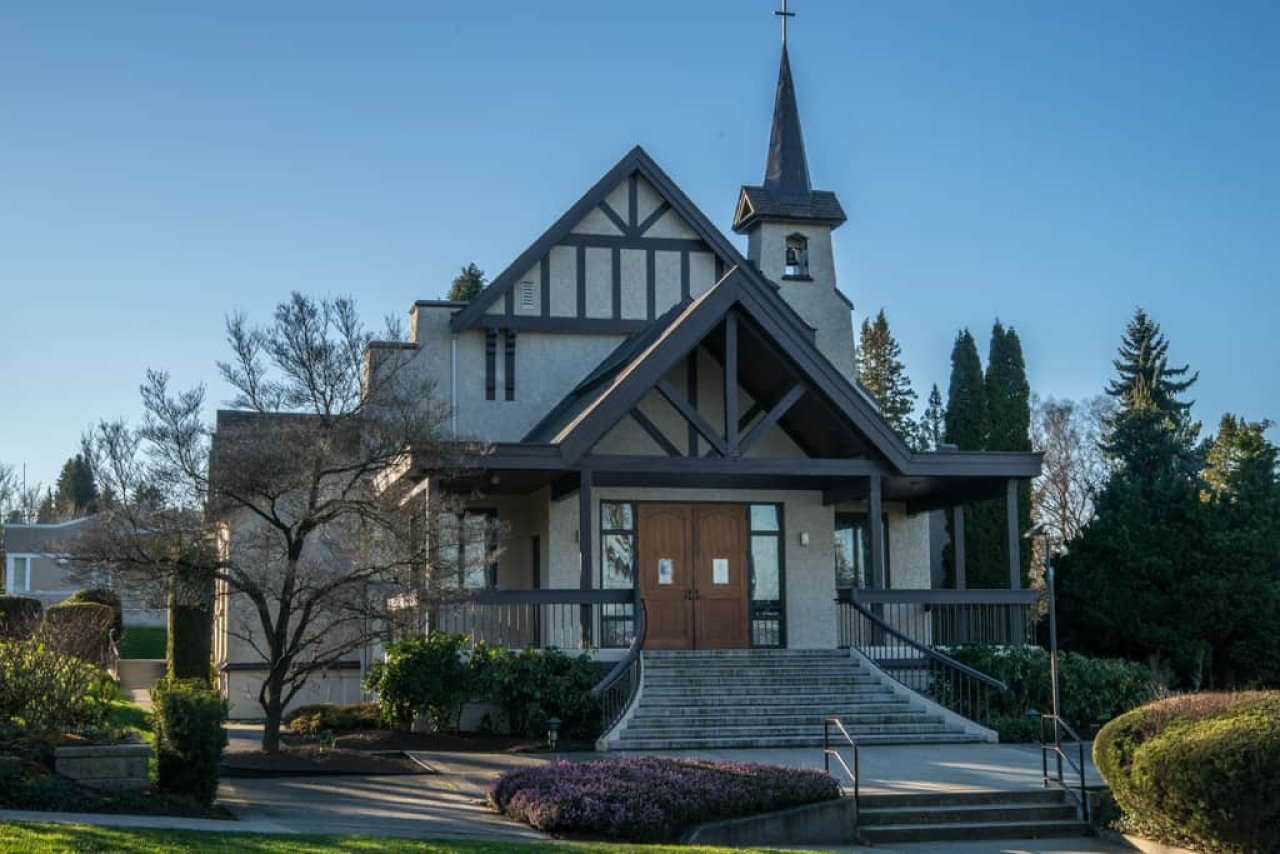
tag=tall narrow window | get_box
[834,512,890,590]
[784,234,809,279]
[599,501,636,648]
[749,504,784,647]
[438,509,499,589]
[6,556,30,593]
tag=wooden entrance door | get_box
[637,503,750,650]
[637,504,693,649]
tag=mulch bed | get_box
[220,746,429,778]
[287,729,597,755]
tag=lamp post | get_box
[1024,523,1062,757]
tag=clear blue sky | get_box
[3,1,1278,491]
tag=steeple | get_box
[763,45,812,202]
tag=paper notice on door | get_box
[713,558,729,585]
[657,558,674,585]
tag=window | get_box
[784,234,809,279]
[438,509,499,589]
[599,501,636,648]
[749,504,784,647]
[6,556,31,593]
[834,512,890,589]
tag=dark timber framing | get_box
[656,379,727,456]
[484,329,497,401]
[611,247,622,319]
[1006,479,1021,589]
[954,507,966,589]
[577,468,594,646]
[686,351,699,455]
[504,330,516,401]
[630,409,681,457]
[645,247,656,320]
[576,245,586,316]
[869,475,886,589]
[540,257,551,318]
[739,384,804,455]
[724,312,740,457]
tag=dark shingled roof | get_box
[733,45,846,233]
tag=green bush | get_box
[39,602,115,667]
[152,679,227,806]
[284,702,381,738]
[1095,692,1280,854]
[0,595,42,640]
[365,632,472,731]
[947,645,1158,738]
[0,638,115,737]
[470,643,601,739]
[65,588,123,640]
[117,626,167,659]
[167,601,212,684]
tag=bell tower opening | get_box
[784,233,810,279]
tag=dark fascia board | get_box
[905,451,1043,479]
[367,340,417,350]
[413,300,469,308]
[410,442,565,476]
[449,145,749,333]
[578,454,885,477]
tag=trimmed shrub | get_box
[39,602,115,667]
[0,638,115,737]
[947,645,1158,738]
[284,702,381,738]
[167,601,212,684]
[65,588,123,640]
[490,757,841,842]
[152,679,227,806]
[1094,691,1280,854]
[366,632,472,731]
[470,643,601,739]
[0,595,43,640]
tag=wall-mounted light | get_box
[798,531,810,547]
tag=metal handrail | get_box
[1040,713,1090,822]
[845,598,1009,693]
[590,601,647,733]
[823,716,859,813]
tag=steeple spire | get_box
[763,44,812,202]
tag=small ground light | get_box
[547,717,561,750]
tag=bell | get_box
[785,247,798,266]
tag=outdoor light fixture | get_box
[798,531,810,547]
[547,717,561,750]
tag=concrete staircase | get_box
[605,649,988,750]
[857,789,1089,844]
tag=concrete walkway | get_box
[0,809,292,834]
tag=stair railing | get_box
[842,596,1009,724]
[823,716,860,813]
[1040,714,1090,823]
[590,601,647,734]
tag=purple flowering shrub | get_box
[489,757,841,842]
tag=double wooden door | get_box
[637,503,750,650]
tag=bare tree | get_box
[76,293,464,752]
[1030,395,1113,552]
[0,463,17,521]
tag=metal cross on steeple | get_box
[774,0,795,45]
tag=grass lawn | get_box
[117,627,167,659]
[106,688,154,745]
[0,823,808,853]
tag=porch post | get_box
[869,475,886,589]
[1006,479,1022,590]
[724,312,739,456]
[578,469,594,647]
[953,506,966,590]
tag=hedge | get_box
[152,679,227,806]
[65,588,123,640]
[167,587,213,684]
[1094,691,1280,854]
[946,644,1158,740]
[40,602,115,667]
[0,596,42,640]
[490,757,841,842]
[284,702,381,738]
[0,638,115,737]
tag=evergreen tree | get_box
[919,385,945,451]
[985,323,1033,584]
[53,453,99,518]
[447,263,487,301]
[857,309,919,445]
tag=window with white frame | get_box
[6,556,31,593]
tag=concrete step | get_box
[613,732,987,750]
[621,722,957,738]
[859,789,1068,809]
[859,820,1090,844]
[859,803,1081,827]
[631,702,914,719]
[628,712,935,727]
[641,683,896,697]
[643,673,881,685]
[644,650,851,658]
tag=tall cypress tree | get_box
[985,323,1033,584]
[919,384,945,451]
[857,309,919,446]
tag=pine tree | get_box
[919,385,945,451]
[53,453,99,518]
[447,263,487,301]
[985,323,1033,584]
[857,309,919,445]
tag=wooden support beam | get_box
[1006,479,1022,590]
[629,409,681,457]
[725,313,739,457]
[954,506,966,589]
[657,378,727,456]
[578,469,593,646]
[869,475,886,590]
[738,384,804,455]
